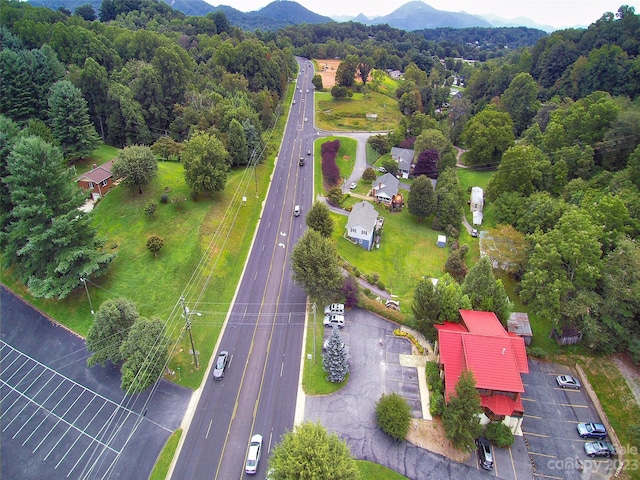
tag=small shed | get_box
[437,235,447,248]
[470,186,484,212]
[508,312,532,346]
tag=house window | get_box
[361,230,367,235]
[88,182,94,188]
[350,228,356,234]
[101,179,108,187]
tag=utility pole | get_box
[80,277,94,314]
[180,297,201,369]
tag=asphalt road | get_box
[0,285,191,480]
[170,57,315,480]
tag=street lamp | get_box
[180,297,201,368]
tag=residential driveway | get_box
[0,286,191,480]
[521,359,615,480]
[304,308,492,479]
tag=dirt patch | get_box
[406,418,470,463]
[314,59,341,89]
[613,353,640,407]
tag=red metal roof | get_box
[482,394,524,417]
[436,311,529,416]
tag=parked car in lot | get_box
[245,434,262,475]
[324,303,345,314]
[584,441,617,457]
[556,374,581,389]
[212,351,228,380]
[577,422,607,439]
[475,437,494,470]
[349,182,357,189]
[323,314,345,328]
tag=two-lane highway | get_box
[171,57,316,480]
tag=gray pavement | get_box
[304,308,494,480]
[1,286,192,480]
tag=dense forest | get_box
[1,0,640,360]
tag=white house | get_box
[371,173,399,203]
[345,201,379,251]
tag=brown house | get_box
[77,161,114,200]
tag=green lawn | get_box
[72,144,120,176]
[149,428,182,480]
[315,91,401,131]
[356,460,408,479]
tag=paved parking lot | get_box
[1,286,191,480]
[522,359,615,480]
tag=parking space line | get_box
[560,403,588,408]
[19,380,67,444]
[523,413,542,419]
[529,451,556,459]
[534,473,563,480]
[522,431,549,438]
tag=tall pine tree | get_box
[3,136,114,298]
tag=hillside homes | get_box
[345,201,383,250]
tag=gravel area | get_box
[613,353,640,406]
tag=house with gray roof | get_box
[390,147,414,178]
[77,161,114,200]
[371,173,399,204]
[346,201,380,251]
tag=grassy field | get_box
[356,460,408,479]
[315,91,401,131]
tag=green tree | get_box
[268,422,360,480]
[227,118,248,166]
[442,370,482,450]
[335,54,358,87]
[86,298,139,367]
[461,105,515,166]
[412,278,441,341]
[146,234,164,257]
[151,136,183,161]
[3,136,114,298]
[290,229,343,304]
[414,128,450,158]
[461,256,511,322]
[357,56,373,85]
[501,72,540,136]
[482,225,529,276]
[306,202,334,238]
[74,4,96,21]
[112,145,158,195]
[486,144,546,201]
[120,317,171,394]
[182,132,230,196]
[376,393,411,441]
[435,273,471,322]
[0,115,21,239]
[78,57,109,141]
[444,244,468,283]
[323,326,348,383]
[407,175,436,220]
[311,74,323,90]
[47,80,99,160]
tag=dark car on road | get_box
[584,441,616,457]
[476,437,494,470]
[213,351,228,380]
[577,422,607,439]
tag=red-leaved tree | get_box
[321,140,341,187]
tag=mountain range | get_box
[28,0,555,32]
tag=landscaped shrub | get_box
[321,139,341,187]
[526,346,549,359]
[484,422,514,447]
[430,393,445,417]
[426,361,442,389]
[362,167,377,181]
[160,194,169,204]
[376,281,385,291]
[144,200,158,216]
[376,393,411,441]
[393,329,424,354]
[326,186,343,206]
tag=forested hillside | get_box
[1,0,640,360]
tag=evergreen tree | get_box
[306,202,334,238]
[0,115,21,241]
[48,80,99,160]
[407,175,436,220]
[322,326,348,383]
[442,370,482,450]
[227,118,248,166]
[412,278,441,340]
[86,298,139,367]
[3,136,114,298]
[375,393,411,441]
[120,317,171,394]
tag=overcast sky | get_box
[209,0,630,29]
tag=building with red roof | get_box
[435,309,529,434]
[77,161,114,200]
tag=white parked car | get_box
[323,314,345,328]
[324,303,345,314]
[245,434,262,475]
